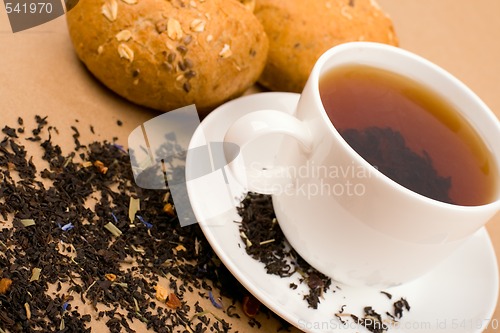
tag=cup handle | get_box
[223,110,313,194]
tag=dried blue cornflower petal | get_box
[62,302,70,312]
[61,223,74,231]
[136,215,153,229]
[208,291,223,309]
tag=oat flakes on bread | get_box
[66,0,268,116]
[254,0,398,92]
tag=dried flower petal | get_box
[136,215,153,229]
[105,274,117,282]
[93,160,109,174]
[61,222,74,231]
[129,197,140,222]
[208,291,223,309]
[20,219,35,227]
[104,222,123,237]
[0,278,12,294]
[155,285,169,302]
[242,294,260,318]
[259,239,275,245]
[163,203,174,215]
[166,292,182,309]
[62,302,70,312]
[24,303,31,320]
[175,244,186,252]
[30,268,42,282]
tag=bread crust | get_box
[254,0,398,92]
[66,0,269,115]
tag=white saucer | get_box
[186,92,499,333]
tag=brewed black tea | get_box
[320,64,496,206]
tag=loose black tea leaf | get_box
[335,305,348,325]
[349,307,390,333]
[2,126,18,138]
[71,125,83,150]
[381,291,393,300]
[393,297,411,319]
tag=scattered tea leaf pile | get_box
[0,115,410,333]
[237,192,411,332]
[236,193,332,309]
[0,116,271,333]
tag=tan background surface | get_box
[1,0,499,332]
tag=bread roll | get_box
[254,0,398,92]
[66,0,268,115]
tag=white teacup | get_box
[224,42,500,288]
